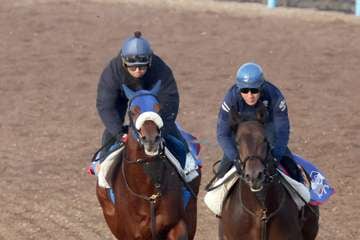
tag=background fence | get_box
[216,0,359,15]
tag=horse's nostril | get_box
[245,174,251,182]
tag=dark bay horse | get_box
[219,105,319,240]
[96,81,201,240]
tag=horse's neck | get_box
[123,135,153,183]
[265,182,285,210]
[126,132,142,154]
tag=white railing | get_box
[267,0,360,16]
[267,0,276,9]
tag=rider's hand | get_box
[116,131,124,142]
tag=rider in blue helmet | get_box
[120,31,153,68]
[235,62,265,89]
[216,62,303,182]
[96,31,187,161]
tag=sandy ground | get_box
[1,0,360,239]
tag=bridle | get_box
[126,92,163,147]
[121,151,165,240]
[122,92,167,240]
[234,141,278,185]
[234,129,285,240]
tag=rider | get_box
[96,31,188,161]
[216,62,303,182]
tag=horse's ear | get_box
[255,102,268,124]
[122,84,136,100]
[150,80,162,95]
[229,107,241,132]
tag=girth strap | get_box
[150,200,157,240]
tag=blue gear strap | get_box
[182,186,191,208]
[107,188,116,204]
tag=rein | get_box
[239,177,285,240]
[123,92,164,240]
[235,144,284,240]
[121,152,165,240]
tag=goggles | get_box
[123,55,151,65]
[240,88,260,94]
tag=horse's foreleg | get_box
[167,220,188,240]
[218,218,225,240]
[96,185,115,216]
[301,205,319,240]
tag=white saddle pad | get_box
[278,169,310,209]
[97,147,123,188]
[203,167,239,216]
[97,146,199,188]
[164,147,199,182]
[204,167,311,215]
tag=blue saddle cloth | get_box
[164,135,187,169]
[163,135,192,207]
[292,154,335,205]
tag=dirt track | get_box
[1,0,360,239]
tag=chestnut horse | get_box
[219,105,319,240]
[96,81,201,240]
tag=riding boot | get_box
[98,129,126,163]
[217,156,234,179]
[280,156,304,183]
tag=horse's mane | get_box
[229,102,268,133]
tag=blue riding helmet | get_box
[236,62,265,90]
[121,31,153,66]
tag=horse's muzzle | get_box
[142,135,162,156]
[245,170,266,192]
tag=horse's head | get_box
[122,81,163,156]
[230,103,277,192]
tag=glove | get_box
[271,146,287,161]
[117,131,129,144]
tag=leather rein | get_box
[235,144,285,240]
[122,93,165,240]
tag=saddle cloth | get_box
[203,167,310,216]
[92,145,199,189]
[203,167,239,216]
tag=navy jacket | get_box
[217,81,290,161]
[96,54,179,137]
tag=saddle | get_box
[203,166,311,216]
[88,134,199,207]
[88,134,199,188]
